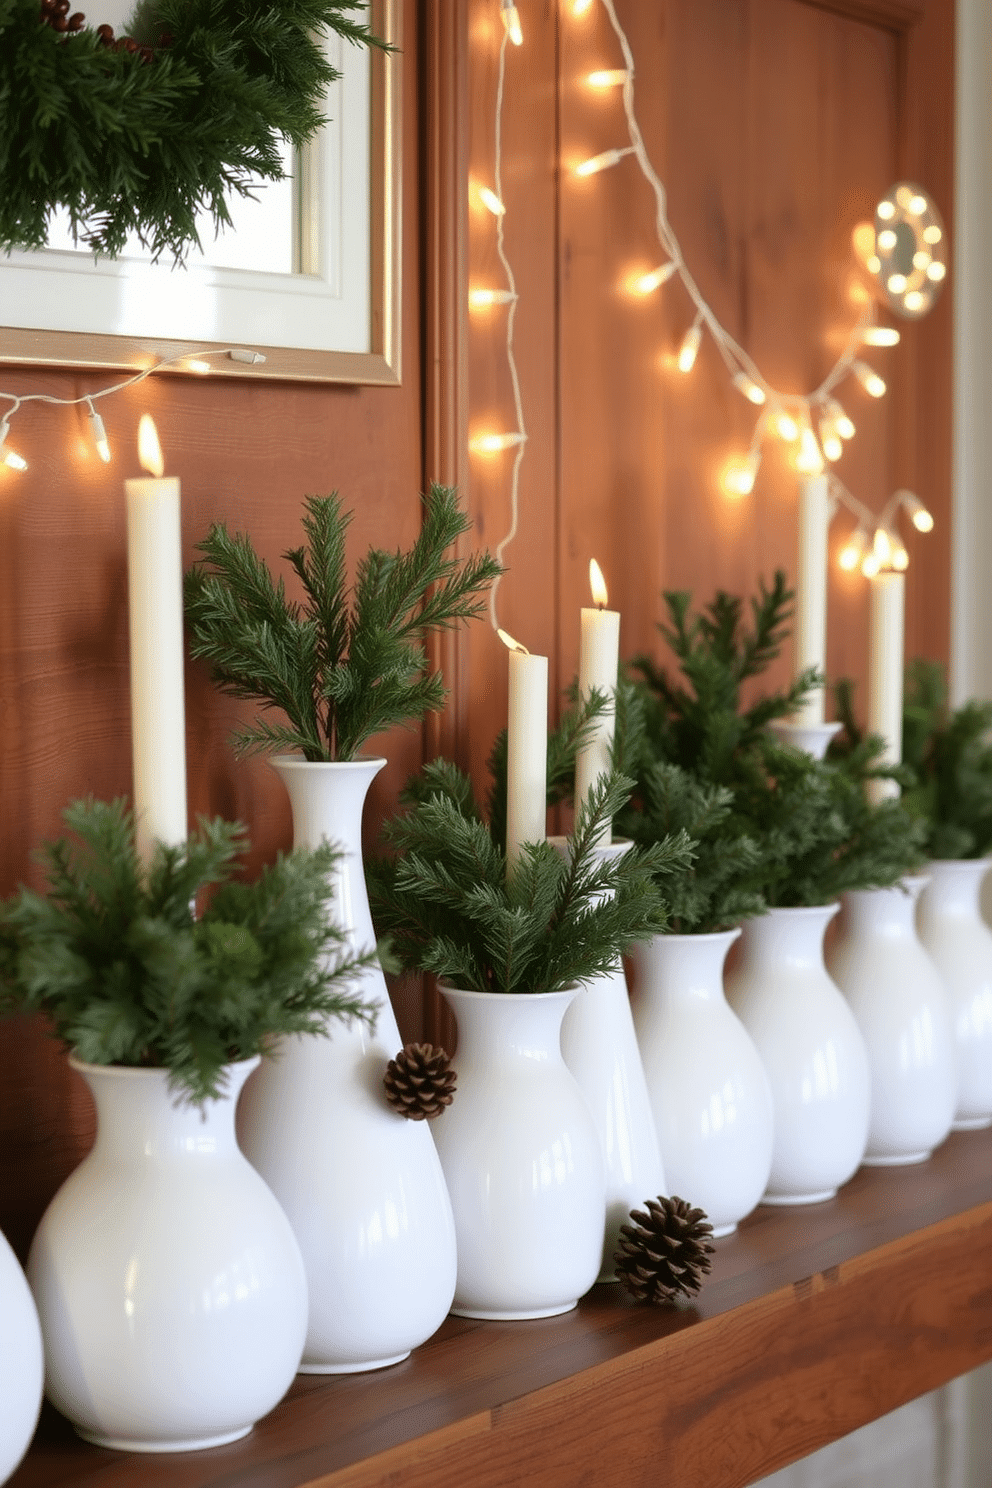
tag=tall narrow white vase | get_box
[725,903,870,1204]
[434,986,605,1320]
[828,878,957,1164]
[0,1228,43,1481]
[917,858,992,1130]
[237,757,457,1373]
[629,928,773,1237]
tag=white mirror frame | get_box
[0,0,400,386]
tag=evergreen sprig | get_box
[0,0,387,261]
[367,765,691,996]
[899,660,992,859]
[0,797,374,1104]
[184,485,501,761]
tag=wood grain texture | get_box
[12,1127,992,1488]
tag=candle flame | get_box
[137,414,164,478]
[589,558,609,608]
[497,627,529,655]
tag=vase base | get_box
[952,1114,992,1132]
[862,1149,930,1167]
[710,1222,738,1239]
[298,1351,410,1375]
[762,1187,836,1207]
[596,1271,621,1285]
[451,1300,578,1320]
[75,1425,252,1454]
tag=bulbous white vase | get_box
[554,839,665,1281]
[434,986,606,1319]
[238,756,457,1373]
[725,904,870,1204]
[828,878,957,1164]
[0,1229,43,1482]
[629,928,774,1237]
[27,1057,306,1452]
[917,858,992,1130]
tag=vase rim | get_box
[761,900,840,922]
[649,924,743,945]
[68,1053,261,1083]
[925,854,992,869]
[438,982,579,1002]
[270,753,388,770]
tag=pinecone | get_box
[614,1195,715,1304]
[383,1043,456,1120]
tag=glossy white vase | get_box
[917,858,992,1130]
[828,878,957,1164]
[434,986,606,1319]
[725,904,871,1204]
[27,1057,306,1452]
[238,756,457,1372]
[0,1228,43,1482]
[555,839,665,1281]
[629,928,774,1237]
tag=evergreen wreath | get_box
[0,797,375,1104]
[184,485,502,762]
[0,0,386,261]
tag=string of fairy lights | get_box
[470,0,934,597]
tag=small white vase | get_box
[433,986,606,1320]
[725,904,870,1204]
[27,1057,306,1453]
[629,928,774,1238]
[828,877,958,1164]
[0,1229,43,1482]
[917,858,992,1130]
[238,756,457,1373]
[554,839,665,1281]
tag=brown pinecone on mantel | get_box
[614,1195,715,1304]
[383,1043,456,1120]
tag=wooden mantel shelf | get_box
[12,1127,992,1488]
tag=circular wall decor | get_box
[867,181,948,320]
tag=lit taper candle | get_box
[867,568,904,803]
[125,414,188,864]
[499,629,548,876]
[795,475,829,726]
[576,559,620,844]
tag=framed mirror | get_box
[0,0,400,385]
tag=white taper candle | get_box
[867,570,904,804]
[795,474,829,726]
[501,632,548,876]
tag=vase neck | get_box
[441,987,576,1064]
[73,1058,256,1162]
[839,878,925,937]
[737,904,837,972]
[632,929,739,1004]
[920,858,989,917]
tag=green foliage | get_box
[899,659,992,859]
[0,0,387,261]
[184,485,501,762]
[0,798,374,1104]
[367,764,692,996]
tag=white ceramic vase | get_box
[237,756,457,1373]
[433,986,606,1319]
[629,928,774,1237]
[916,858,992,1129]
[27,1057,306,1453]
[0,1228,43,1483]
[555,839,665,1281]
[828,877,957,1164]
[725,903,871,1204]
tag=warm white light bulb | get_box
[904,290,926,313]
[572,0,593,14]
[891,542,909,571]
[887,273,908,294]
[867,255,882,275]
[185,359,211,375]
[470,287,515,308]
[677,322,702,373]
[923,224,943,245]
[839,528,868,571]
[861,552,881,578]
[900,491,934,533]
[501,1,523,45]
[912,250,931,271]
[632,262,677,294]
[587,69,628,88]
[862,327,900,347]
[828,401,856,440]
[575,147,628,177]
[479,185,506,216]
[909,194,928,216]
[773,411,799,442]
[87,405,111,463]
[471,431,525,453]
[721,453,760,497]
[877,228,898,252]
[876,199,896,221]
[927,261,947,282]
[896,185,914,209]
[852,361,886,398]
[819,419,843,462]
[732,371,766,406]
[873,527,892,565]
[795,427,825,474]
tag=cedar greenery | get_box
[900,660,992,859]
[367,764,691,996]
[184,485,501,762]
[0,797,374,1104]
[0,0,386,261]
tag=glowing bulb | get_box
[137,414,164,477]
[677,322,702,373]
[828,401,856,440]
[589,558,609,607]
[87,405,111,463]
[927,261,947,282]
[572,0,593,14]
[867,255,882,274]
[839,528,868,571]
[909,193,928,216]
[862,327,900,347]
[861,552,881,577]
[575,147,629,177]
[904,290,926,313]
[891,541,909,571]
[912,250,931,271]
[732,371,766,406]
[852,361,886,398]
[873,527,893,565]
[877,199,896,221]
[887,273,908,294]
[721,453,760,497]
[877,228,898,252]
[471,431,525,453]
[0,416,26,471]
[501,1,523,45]
[900,492,934,532]
[795,426,825,474]
[896,185,914,209]
[479,185,506,216]
[773,411,799,441]
[470,287,515,308]
[819,419,843,462]
[587,69,628,88]
[184,359,211,375]
[632,262,678,294]
[923,224,942,245]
